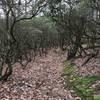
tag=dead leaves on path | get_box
[0,49,73,100]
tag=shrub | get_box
[63,60,100,100]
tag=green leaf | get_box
[94,95,100,100]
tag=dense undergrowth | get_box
[63,60,100,100]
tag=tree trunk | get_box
[67,34,81,60]
[0,63,12,82]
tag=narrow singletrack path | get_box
[0,49,73,100]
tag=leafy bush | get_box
[94,95,100,100]
[63,60,100,100]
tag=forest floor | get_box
[0,49,100,100]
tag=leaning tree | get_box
[47,0,100,60]
[0,0,48,81]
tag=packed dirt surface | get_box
[0,49,100,100]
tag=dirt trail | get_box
[0,49,74,100]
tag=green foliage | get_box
[63,60,100,100]
[94,95,100,100]
[14,16,58,50]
